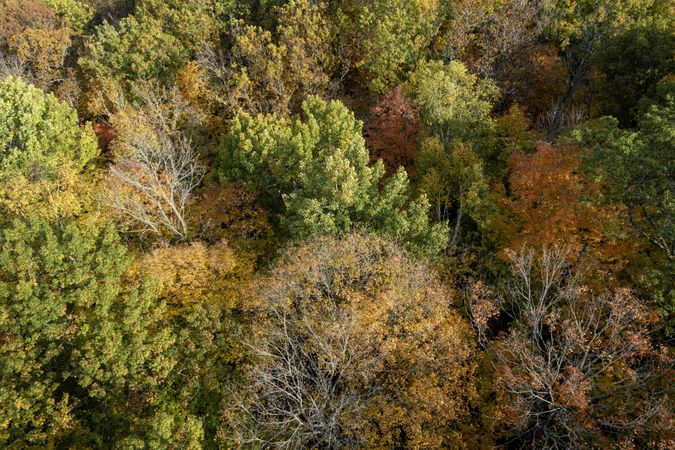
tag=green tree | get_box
[41,0,94,32]
[0,77,98,221]
[337,0,440,94]
[219,96,448,254]
[596,19,675,126]
[574,78,674,317]
[80,0,229,98]
[542,0,665,134]
[416,137,495,249]
[405,60,499,150]
[0,218,185,447]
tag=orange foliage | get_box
[194,182,273,246]
[363,85,421,174]
[500,142,637,271]
[511,44,567,120]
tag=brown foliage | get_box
[0,0,58,45]
[0,0,80,102]
[509,44,568,120]
[363,85,421,174]
[194,182,273,246]
[479,246,672,449]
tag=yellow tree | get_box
[235,233,476,448]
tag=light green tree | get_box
[416,137,496,249]
[0,77,98,221]
[405,60,499,150]
[220,96,448,254]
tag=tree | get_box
[416,137,495,250]
[196,0,333,116]
[434,0,548,96]
[541,0,663,135]
[219,96,448,254]
[476,246,671,449]
[234,233,476,448]
[500,142,632,265]
[573,78,674,317]
[596,18,675,126]
[0,77,98,221]
[0,0,84,101]
[336,0,440,94]
[80,0,226,101]
[0,218,187,447]
[41,0,94,32]
[363,84,421,174]
[405,59,499,150]
[575,79,674,260]
[106,86,205,242]
[128,239,254,447]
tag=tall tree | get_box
[234,233,476,448]
[219,96,448,254]
[573,78,674,317]
[0,218,189,447]
[105,86,205,242]
[196,0,334,116]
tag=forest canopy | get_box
[0,0,672,448]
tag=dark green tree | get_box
[574,78,674,318]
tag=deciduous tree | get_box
[479,246,671,449]
[0,77,98,221]
[219,96,448,254]
[0,218,183,447]
[234,233,476,448]
[106,87,205,242]
[405,59,499,150]
[337,0,440,94]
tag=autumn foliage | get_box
[0,0,672,448]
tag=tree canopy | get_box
[220,96,448,254]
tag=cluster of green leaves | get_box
[80,0,233,91]
[574,78,674,315]
[337,0,440,94]
[220,96,448,254]
[0,218,175,446]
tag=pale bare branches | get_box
[231,234,476,449]
[473,245,671,449]
[106,86,204,242]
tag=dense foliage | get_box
[0,0,672,448]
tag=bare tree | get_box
[106,86,204,242]
[234,300,379,449]
[474,246,672,449]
